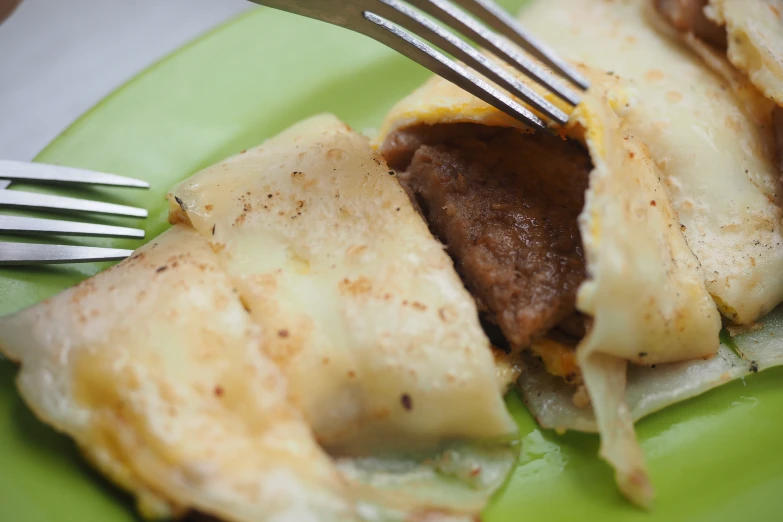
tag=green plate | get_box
[1,3,782,522]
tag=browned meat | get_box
[655,0,727,50]
[556,312,588,339]
[392,125,590,350]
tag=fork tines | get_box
[0,160,148,265]
[253,0,590,130]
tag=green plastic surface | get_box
[1,4,781,521]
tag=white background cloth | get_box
[0,0,251,161]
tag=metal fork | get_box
[249,0,589,130]
[0,160,149,265]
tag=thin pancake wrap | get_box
[169,114,516,453]
[0,226,356,522]
[521,0,783,324]
[377,71,721,506]
[0,116,519,521]
[655,0,783,106]
[653,0,783,173]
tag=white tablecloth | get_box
[0,0,250,161]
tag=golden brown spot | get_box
[666,91,683,103]
[411,301,427,311]
[645,69,665,82]
[277,329,289,339]
[650,200,657,207]
[205,204,214,211]
[339,276,372,296]
[214,386,224,397]
[347,370,356,379]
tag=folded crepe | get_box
[653,0,783,172]
[514,0,783,426]
[520,0,783,325]
[654,0,783,106]
[0,115,518,522]
[377,67,722,505]
[374,0,783,507]
[0,226,356,522]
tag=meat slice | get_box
[395,125,591,350]
[654,0,727,50]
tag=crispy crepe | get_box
[377,70,721,505]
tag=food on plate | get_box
[654,0,783,107]
[0,226,356,521]
[509,0,783,450]
[653,0,783,173]
[376,0,783,504]
[521,0,783,325]
[377,68,721,505]
[0,115,518,521]
[168,114,516,455]
[2,1,783,517]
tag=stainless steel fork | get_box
[0,161,149,265]
[249,0,589,130]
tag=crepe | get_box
[0,115,518,521]
[0,226,356,522]
[456,0,782,504]
[653,0,783,174]
[168,114,516,454]
[377,66,721,505]
[655,0,783,106]
[519,309,783,434]
[521,0,783,326]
